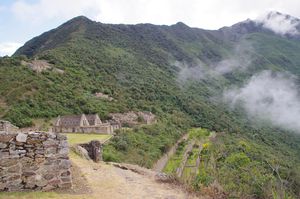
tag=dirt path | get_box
[69,154,199,199]
[153,133,189,172]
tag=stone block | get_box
[0,143,7,149]
[59,159,71,170]
[7,164,21,173]
[0,133,16,142]
[0,158,18,167]
[16,133,28,143]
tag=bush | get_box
[225,152,251,169]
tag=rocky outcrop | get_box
[94,92,114,101]
[0,131,72,191]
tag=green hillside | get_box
[1,15,300,197]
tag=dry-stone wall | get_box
[0,131,72,191]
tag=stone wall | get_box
[0,120,19,133]
[109,111,157,127]
[53,123,115,134]
[0,131,72,191]
[80,140,102,162]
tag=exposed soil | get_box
[65,154,200,199]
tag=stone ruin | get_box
[109,111,157,127]
[80,140,102,162]
[71,140,103,163]
[0,120,19,133]
[0,130,72,191]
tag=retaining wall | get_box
[0,131,72,191]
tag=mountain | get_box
[1,11,300,197]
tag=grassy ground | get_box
[0,192,63,199]
[163,140,188,173]
[163,128,211,181]
[64,133,112,145]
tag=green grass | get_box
[0,192,60,199]
[64,133,112,145]
[163,140,188,173]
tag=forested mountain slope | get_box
[1,11,300,197]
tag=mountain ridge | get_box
[2,11,300,198]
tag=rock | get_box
[23,171,36,177]
[48,132,56,139]
[56,134,67,140]
[43,140,58,147]
[0,182,6,190]
[16,133,28,143]
[35,157,45,164]
[7,164,21,173]
[0,133,16,142]
[7,174,21,181]
[59,159,71,169]
[61,176,71,182]
[45,147,57,157]
[60,170,71,177]
[0,142,7,149]
[42,184,55,191]
[59,182,72,189]
[58,147,68,156]
[35,175,48,187]
[59,140,68,148]
[43,173,55,180]
[0,151,9,159]
[155,172,175,183]
[71,145,91,160]
[0,158,18,167]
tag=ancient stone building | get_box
[109,111,157,127]
[52,114,120,134]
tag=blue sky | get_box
[1,0,300,56]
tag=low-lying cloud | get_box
[256,11,300,35]
[224,70,300,132]
[176,60,210,83]
[213,40,254,74]
[176,40,254,83]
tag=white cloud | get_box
[0,42,23,56]
[9,0,300,29]
[256,11,300,35]
[213,40,254,74]
[224,71,300,133]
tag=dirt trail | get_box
[69,153,199,199]
[153,133,189,172]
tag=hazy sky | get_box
[1,0,300,56]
